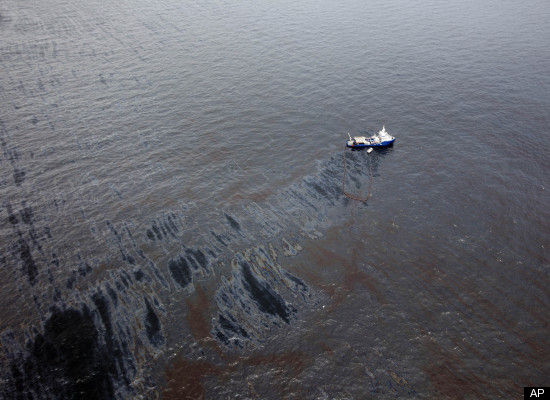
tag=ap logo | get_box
[524,387,548,399]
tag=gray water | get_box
[1,0,549,398]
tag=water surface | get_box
[1,0,549,398]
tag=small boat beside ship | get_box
[346,125,396,149]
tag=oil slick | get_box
[0,149,383,398]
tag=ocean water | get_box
[0,0,549,398]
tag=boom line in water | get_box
[342,148,374,203]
